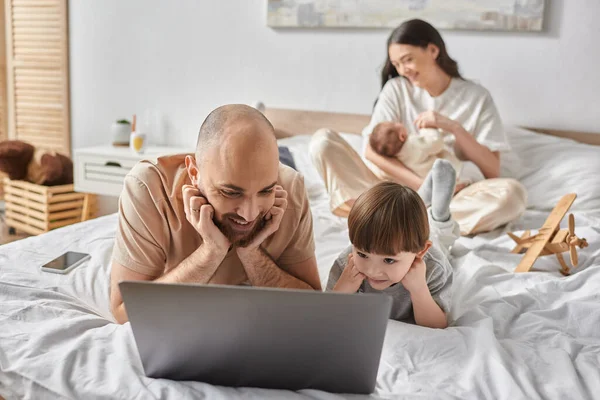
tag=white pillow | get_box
[506,126,600,211]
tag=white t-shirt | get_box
[362,77,517,178]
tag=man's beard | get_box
[214,212,267,247]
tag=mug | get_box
[130,132,147,154]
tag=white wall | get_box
[69,0,600,152]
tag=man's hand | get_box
[333,254,365,293]
[401,257,428,294]
[182,184,230,258]
[237,185,288,255]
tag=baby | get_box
[369,122,484,184]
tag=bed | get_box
[1,109,600,399]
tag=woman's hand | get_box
[415,111,500,179]
[414,111,456,133]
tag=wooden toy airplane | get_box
[509,193,588,275]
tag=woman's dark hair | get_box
[380,19,463,89]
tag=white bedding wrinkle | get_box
[1,127,600,399]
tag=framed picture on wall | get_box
[267,0,545,31]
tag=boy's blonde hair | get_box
[348,182,429,255]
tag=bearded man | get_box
[109,104,320,324]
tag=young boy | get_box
[326,159,460,328]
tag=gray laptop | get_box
[119,281,392,394]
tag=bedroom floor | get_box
[0,212,29,245]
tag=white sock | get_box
[427,159,456,222]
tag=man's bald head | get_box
[186,104,281,245]
[195,104,276,165]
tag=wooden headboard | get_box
[265,108,370,138]
[265,107,600,146]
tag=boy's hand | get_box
[401,257,428,294]
[333,254,365,293]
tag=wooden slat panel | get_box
[13,35,62,43]
[17,94,62,104]
[16,95,63,102]
[15,67,61,76]
[14,134,67,145]
[15,73,62,81]
[15,48,62,56]
[6,209,47,230]
[48,192,84,203]
[16,101,63,109]
[12,60,62,69]
[13,26,61,34]
[16,114,63,123]
[42,182,74,194]
[3,176,47,191]
[15,133,65,143]
[48,217,80,230]
[3,181,47,196]
[16,84,63,92]
[5,192,45,211]
[0,0,7,145]
[4,218,45,235]
[12,0,59,7]
[47,199,84,212]
[12,8,60,14]
[6,0,70,155]
[17,120,63,128]
[48,208,84,221]
[5,201,46,220]
[12,5,59,12]
[13,15,61,22]
[13,55,62,64]
[17,105,62,112]
[17,111,63,119]
[4,178,96,234]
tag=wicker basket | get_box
[3,178,97,236]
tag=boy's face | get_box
[351,242,431,290]
[352,247,416,290]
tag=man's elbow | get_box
[110,301,129,324]
[438,317,449,329]
[290,279,321,291]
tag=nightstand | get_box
[74,145,191,197]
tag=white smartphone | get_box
[40,251,91,274]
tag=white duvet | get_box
[1,127,600,399]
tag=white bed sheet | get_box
[1,127,600,399]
